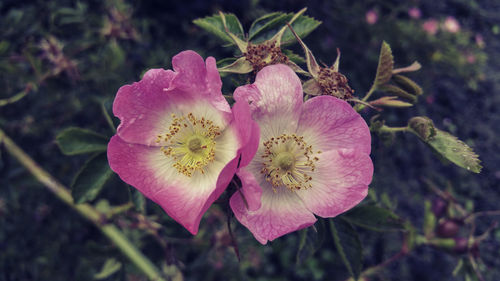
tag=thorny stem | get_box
[0,128,174,281]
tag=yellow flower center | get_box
[260,134,321,191]
[156,113,221,177]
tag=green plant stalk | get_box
[0,128,168,281]
[354,85,376,112]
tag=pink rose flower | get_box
[365,10,378,25]
[230,65,373,244]
[408,7,421,19]
[422,19,439,35]
[107,50,256,234]
[443,16,460,33]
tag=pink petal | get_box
[234,64,303,122]
[296,148,373,218]
[230,179,317,244]
[114,51,232,146]
[296,96,371,154]
[231,99,260,167]
[107,135,232,234]
[233,169,263,212]
[113,68,181,146]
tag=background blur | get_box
[1,0,499,280]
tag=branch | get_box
[0,128,174,281]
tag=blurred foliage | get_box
[1,0,499,280]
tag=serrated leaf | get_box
[374,41,394,87]
[421,129,482,173]
[283,49,306,64]
[94,258,122,280]
[193,13,244,44]
[72,152,113,204]
[342,205,405,232]
[248,12,320,45]
[378,84,417,103]
[392,75,423,96]
[56,127,108,155]
[218,57,253,74]
[329,219,363,280]
[296,220,325,264]
[249,12,287,42]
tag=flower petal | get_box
[296,96,371,154]
[108,122,239,234]
[231,99,260,167]
[230,177,317,244]
[234,64,303,121]
[113,68,180,146]
[295,148,373,218]
[114,51,232,146]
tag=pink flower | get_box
[230,65,373,244]
[365,10,378,25]
[422,19,439,35]
[107,50,255,234]
[408,7,421,19]
[443,16,460,33]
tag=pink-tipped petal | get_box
[296,148,373,218]
[297,96,371,154]
[108,135,232,234]
[113,69,182,146]
[230,181,317,244]
[234,64,303,121]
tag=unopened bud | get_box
[436,219,461,238]
[453,237,468,254]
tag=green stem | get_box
[354,85,376,112]
[0,128,169,281]
[377,125,409,133]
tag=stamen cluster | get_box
[244,41,289,73]
[317,67,354,100]
[260,133,321,191]
[156,113,221,177]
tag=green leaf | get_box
[94,258,122,280]
[414,128,482,173]
[342,205,405,232]
[248,12,320,45]
[374,41,394,87]
[248,12,288,42]
[392,75,423,96]
[283,49,306,64]
[296,220,325,264]
[329,219,363,280]
[193,13,244,44]
[280,14,321,45]
[72,153,113,204]
[56,127,108,155]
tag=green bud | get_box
[408,116,436,141]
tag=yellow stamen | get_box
[156,113,221,177]
[260,133,321,191]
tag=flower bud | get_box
[436,219,460,238]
